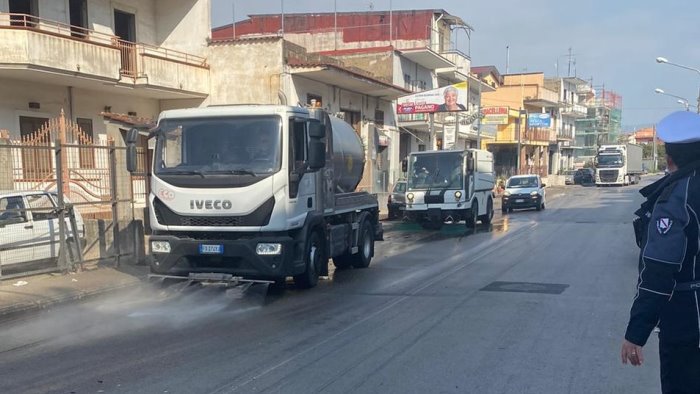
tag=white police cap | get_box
[657,111,700,144]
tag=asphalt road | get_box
[0,180,662,394]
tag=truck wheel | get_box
[351,221,374,269]
[465,201,478,229]
[294,230,324,289]
[333,220,374,269]
[480,198,494,225]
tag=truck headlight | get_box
[406,192,414,202]
[454,191,462,200]
[530,191,539,196]
[151,240,171,254]
[256,243,282,256]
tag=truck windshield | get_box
[407,152,463,190]
[154,116,282,176]
[596,154,624,167]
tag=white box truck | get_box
[595,144,643,186]
[125,105,382,289]
[403,149,495,230]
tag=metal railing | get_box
[0,12,209,74]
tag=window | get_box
[307,94,322,108]
[374,110,385,127]
[290,119,307,170]
[26,194,56,221]
[69,0,88,37]
[9,0,38,27]
[0,196,27,223]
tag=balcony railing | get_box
[561,103,587,117]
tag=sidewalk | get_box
[0,263,147,319]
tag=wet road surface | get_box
[0,181,660,393]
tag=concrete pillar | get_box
[0,131,13,190]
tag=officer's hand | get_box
[621,339,644,366]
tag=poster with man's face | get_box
[396,82,469,114]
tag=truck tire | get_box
[332,219,374,269]
[294,230,325,289]
[465,201,478,229]
[480,198,494,225]
[351,221,374,269]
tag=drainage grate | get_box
[480,281,569,295]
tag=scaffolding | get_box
[575,86,622,160]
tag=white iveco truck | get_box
[404,149,495,230]
[594,144,643,186]
[125,105,382,289]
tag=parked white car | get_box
[0,191,84,269]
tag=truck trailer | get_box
[403,149,495,230]
[594,144,643,186]
[125,105,382,289]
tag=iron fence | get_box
[0,112,146,280]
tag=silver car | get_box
[387,180,406,219]
[501,175,546,213]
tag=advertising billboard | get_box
[396,82,469,114]
[528,113,552,128]
[481,107,509,125]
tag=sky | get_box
[211,0,700,130]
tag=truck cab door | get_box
[465,152,475,199]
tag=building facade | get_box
[481,72,561,178]
[212,9,490,189]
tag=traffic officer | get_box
[622,111,700,393]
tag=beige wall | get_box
[208,40,284,105]
[0,79,160,139]
[503,73,544,87]
[154,0,210,55]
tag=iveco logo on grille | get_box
[190,200,233,210]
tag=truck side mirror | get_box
[307,140,326,171]
[401,158,407,173]
[308,120,326,139]
[126,145,138,173]
[126,128,139,145]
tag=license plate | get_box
[199,244,223,254]
[516,199,524,203]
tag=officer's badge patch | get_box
[657,218,673,235]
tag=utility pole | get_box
[652,124,658,172]
[505,46,510,74]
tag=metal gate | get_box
[0,110,141,280]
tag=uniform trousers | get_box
[659,338,700,394]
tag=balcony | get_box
[561,103,587,118]
[436,49,470,82]
[523,86,561,107]
[0,13,209,98]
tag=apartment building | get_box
[0,0,211,145]
[481,72,562,178]
[211,9,491,189]
[544,76,592,174]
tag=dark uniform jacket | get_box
[626,164,700,347]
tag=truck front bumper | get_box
[149,234,302,279]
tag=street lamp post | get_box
[654,88,691,111]
[656,57,700,113]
